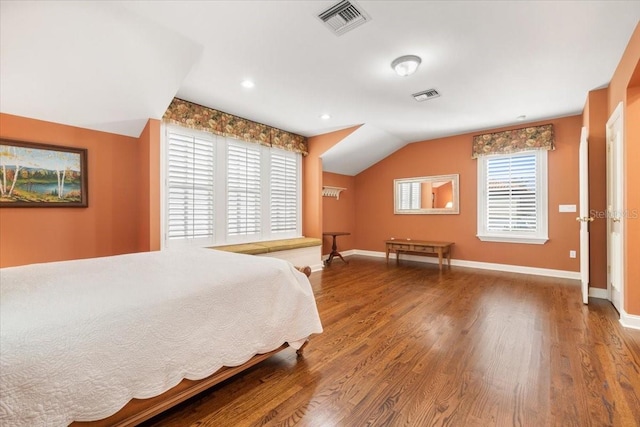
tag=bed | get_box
[0,247,323,426]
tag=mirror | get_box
[394,174,459,214]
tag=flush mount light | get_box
[320,113,331,120]
[391,55,421,77]
[516,115,526,121]
[241,79,255,88]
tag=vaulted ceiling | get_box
[1,1,639,175]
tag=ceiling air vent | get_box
[412,89,441,102]
[318,0,371,36]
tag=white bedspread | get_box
[0,248,322,426]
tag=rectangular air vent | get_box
[318,0,371,36]
[412,89,441,102]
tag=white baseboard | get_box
[354,249,386,259]
[352,249,581,280]
[588,287,608,300]
[620,309,640,330]
[309,263,324,272]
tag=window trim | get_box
[476,150,549,245]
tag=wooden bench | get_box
[385,239,454,270]
[212,237,321,255]
[211,237,322,275]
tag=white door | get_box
[578,127,591,304]
[606,103,624,314]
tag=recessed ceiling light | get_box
[516,115,526,121]
[241,79,255,89]
[320,114,331,120]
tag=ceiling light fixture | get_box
[320,113,331,120]
[516,115,526,121]
[241,79,255,88]
[391,55,421,77]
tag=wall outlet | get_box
[569,250,576,258]
[559,204,577,213]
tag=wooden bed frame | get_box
[71,266,312,427]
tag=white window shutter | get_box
[486,153,537,232]
[166,131,215,242]
[227,142,262,237]
[477,150,547,244]
[270,151,299,234]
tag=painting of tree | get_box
[0,140,87,207]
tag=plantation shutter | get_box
[270,151,299,234]
[486,152,537,232]
[227,141,262,237]
[166,131,215,241]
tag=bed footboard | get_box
[71,344,293,427]
[295,265,312,277]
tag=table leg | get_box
[325,234,348,265]
[437,248,443,270]
[386,247,389,264]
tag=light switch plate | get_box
[559,204,577,213]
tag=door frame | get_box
[578,127,590,304]
[606,102,625,314]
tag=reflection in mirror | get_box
[394,174,459,214]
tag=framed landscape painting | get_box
[0,139,88,207]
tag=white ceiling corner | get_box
[321,124,407,176]
[0,1,203,137]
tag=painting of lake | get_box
[0,140,87,207]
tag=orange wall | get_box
[608,23,640,315]
[354,116,582,272]
[137,119,161,252]
[303,126,360,239]
[584,88,609,289]
[322,172,356,255]
[0,113,141,267]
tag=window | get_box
[477,151,548,244]
[163,125,301,248]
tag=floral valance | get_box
[162,98,308,155]
[471,124,554,159]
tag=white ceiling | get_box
[1,1,639,175]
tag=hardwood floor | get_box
[143,256,640,427]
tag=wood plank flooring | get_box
[142,256,640,427]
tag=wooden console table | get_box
[385,239,454,270]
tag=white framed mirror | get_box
[394,174,459,214]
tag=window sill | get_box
[476,234,548,245]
